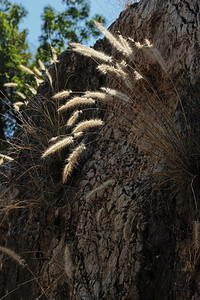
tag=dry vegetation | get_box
[1,17,200,297]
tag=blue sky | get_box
[12,0,124,51]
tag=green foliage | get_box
[0,0,33,146]
[36,0,106,63]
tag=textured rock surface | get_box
[1,0,200,299]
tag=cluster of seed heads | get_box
[3,21,167,184]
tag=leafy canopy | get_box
[0,0,32,145]
[36,0,106,62]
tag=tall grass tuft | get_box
[52,20,200,221]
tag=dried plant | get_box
[52,90,72,100]
[59,21,200,215]
[70,43,112,62]
[64,244,74,279]
[20,64,35,75]
[38,20,200,204]
[1,10,200,299]
[63,143,86,183]
[72,119,104,134]
[193,220,200,250]
[41,136,74,158]
[0,246,25,267]
[4,82,18,88]
[67,110,82,127]
[58,97,95,111]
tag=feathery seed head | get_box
[93,20,133,58]
[58,97,95,111]
[13,101,24,112]
[86,179,115,201]
[52,90,72,100]
[115,61,134,89]
[35,77,43,86]
[97,64,127,77]
[33,66,42,77]
[49,136,59,143]
[20,65,34,75]
[25,84,37,95]
[70,42,112,63]
[0,154,14,162]
[0,246,25,267]
[144,39,153,48]
[51,46,58,62]
[118,35,134,58]
[4,82,18,88]
[143,39,168,73]
[63,143,86,183]
[84,91,107,100]
[101,87,131,102]
[73,131,83,138]
[67,110,82,127]
[16,92,26,99]
[119,60,127,67]
[135,41,144,49]
[45,68,53,87]
[72,119,104,134]
[115,64,128,77]
[38,59,46,71]
[42,136,74,158]
[134,70,143,80]
[38,60,53,86]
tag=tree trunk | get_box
[1,0,200,299]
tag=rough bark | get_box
[1,0,200,299]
